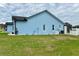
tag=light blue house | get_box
[6,10,64,35]
[5,22,13,34]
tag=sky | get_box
[0,3,79,26]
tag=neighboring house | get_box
[70,25,79,35]
[5,22,13,34]
[64,23,79,35]
[6,10,64,35]
[64,22,72,34]
[0,23,5,32]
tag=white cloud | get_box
[0,3,79,25]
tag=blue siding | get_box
[6,25,13,34]
[15,12,64,35]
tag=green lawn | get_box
[0,34,79,56]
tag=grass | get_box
[0,34,79,56]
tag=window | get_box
[52,25,54,30]
[59,25,61,28]
[43,24,45,31]
[5,26,7,31]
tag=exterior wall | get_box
[6,25,13,34]
[15,12,64,35]
[70,28,79,35]
[64,26,68,34]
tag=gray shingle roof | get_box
[12,10,64,24]
[12,16,27,21]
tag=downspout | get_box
[14,20,16,35]
[12,18,16,35]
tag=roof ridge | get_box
[27,10,64,24]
